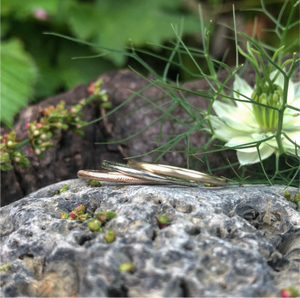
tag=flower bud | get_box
[78,214,89,222]
[36,123,42,128]
[105,228,116,243]
[88,180,102,187]
[155,215,170,229]
[76,204,86,213]
[59,185,69,193]
[87,219,102,233]
[26,123,30,128]
[284,190,291,201]
[119,263,134,273]
[35,149,41,155]
[60,212,68,219]
[14,157,20,162]
[69,211,76,219]
[280,287,298,297]
[33,130,39,136]
[294,194,300,204]
[281,290,291,297]
[95,211,116,222]
[70,108,76,113]
[88,82,96,94]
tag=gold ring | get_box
[101,161,199,187]
[127,160,227,186]
[77,170,168,184]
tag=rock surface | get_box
[1,179,300,297]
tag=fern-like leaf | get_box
[1,39,37,128]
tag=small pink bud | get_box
[99,215,106,221]
[35,149,41,155]
[41,134,46,139]
[88,82,95,94]
[15,157,20,162]
[57,122,62,127]
[280,290,291,297]
[3,134,6,138]
[70,108,76,113]
[33,130,39,136]
[70,211,76,219]
[36,123,42,128]
[77,204,86,213]
[33,8,49,20]
[29,148,33,153]
[26,123,30,128]
[76,124,81,128]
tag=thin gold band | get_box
[77,170,168,184]
[127,160,227,186]
[101,161,199,187]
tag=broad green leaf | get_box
[1,39,37,128]
[68,0,200,66]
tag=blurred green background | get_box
[1,0,299,128]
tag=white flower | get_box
[210,70,300,166]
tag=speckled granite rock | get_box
[1,180,300,297]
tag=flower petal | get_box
[233,75,253,100]
[225,135,258,153]
[283,114,300,129]
[282,131,300,156]
[270,69,284,87]
[237,143,275,166]
[210,116,252,141]
[213,100,257,128]
[213,100,239,118]
[220,115,259,132]
[293,81,300,99]
[233,75,256,113]
[270,69,294,104]
[288,81,300,109]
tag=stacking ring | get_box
[101,160,199,187]
[127,159,227,186]
[77,170,169,184]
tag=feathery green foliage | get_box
[1,39,37,128]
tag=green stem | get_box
[275,74,289,155]
[85,94,100,104]
[205,21,216,79]
[278,1,297,64]
[14,139,30,150]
